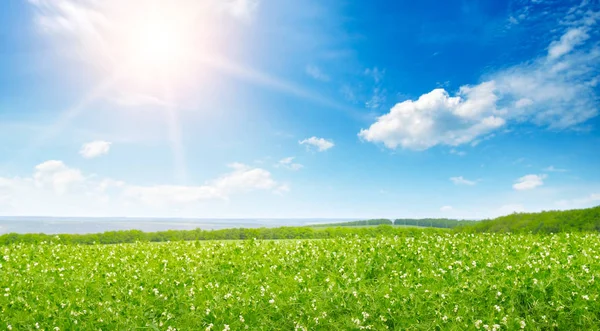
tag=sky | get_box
[0,0,599,219]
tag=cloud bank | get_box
[359,5,599,150]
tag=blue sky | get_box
[0,0,599,218]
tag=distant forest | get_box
[0,225,446,246]
[313,218,470,228]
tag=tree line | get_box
[0,225,447,246]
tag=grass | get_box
[2,233,600,330]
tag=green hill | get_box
[459,205,600,233]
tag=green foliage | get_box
[458,205,600,234]
[311,219,393,227]
[394,218,470,228]
[2,233,600,329]
[313,218,472,229]
[0,224,445,246]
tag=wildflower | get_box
[7,326,12,331]
[205,324,214,331]
[269,299,275,304]
[582,295,589,300]
[520,320,526,329]
[240,315,245,323]
[475,320,483,329]
[494,305,501,312]
[223,325,230,331]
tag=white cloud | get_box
[364,67,385,83]
[276,157,303,171]
[305,65,330,82]
[299,136,335,152]
[450,176,476,186]
[0,160,286,215]
[548,27,589,60]
[359,84,505,150]
[514,98,534,108]
[513,174,547,191]
[359,4,599,150]
[440,205,453,212]
[365,87,386,109]
[80,140,111,159]
[449,149,466,156]
[543,165,568,172]
[33,160,85,195]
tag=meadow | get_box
[2,231,599,330]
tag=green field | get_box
[2,232,600,330]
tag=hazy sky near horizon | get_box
[0,0,599,219]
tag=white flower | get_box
[269,299,275,304]
[240,315,245,323]
[582,295,590,300]
[475,320,483,329]
[520,320,526,329]
[223,324,230,331]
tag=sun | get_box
[120,11,194,81]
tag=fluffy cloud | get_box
[450,176,477,186]
[34,160,85,194]
[305,65,330,82]
[513,174,547,191]
[0,160,286,215]
[276,157,303,171]
[299,137,335,152]
[359,84,504,150]
[80,140,111,159]
[359,4,599,150]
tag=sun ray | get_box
[15,73,121,160]
[161,82,188,185]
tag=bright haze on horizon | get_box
[0,0,599,219]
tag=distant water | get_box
[0,217,360,235]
